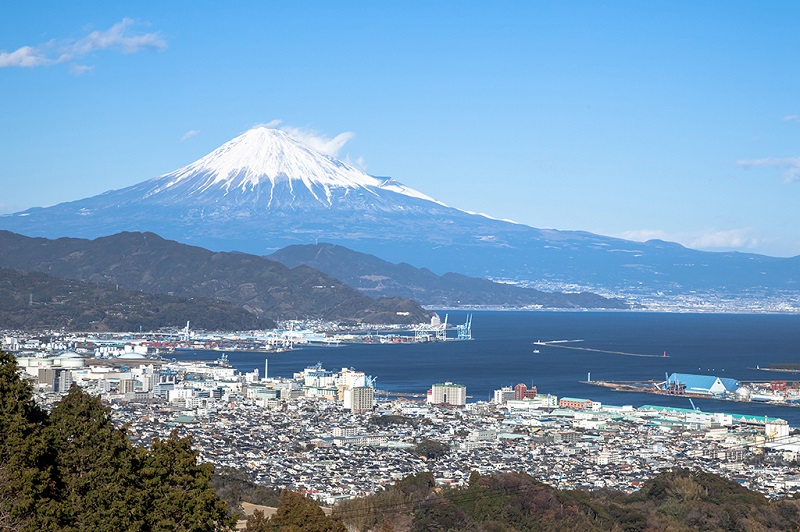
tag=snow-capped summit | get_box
[160,127,376,193]
[141,127,441,207]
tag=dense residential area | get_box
[7,337,800,530]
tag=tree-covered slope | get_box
[0,267,269,331]
[0,230,432,324]
[334,469,800,531]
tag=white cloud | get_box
[0,45,52,67]
[617,229,671,243]
[280,126,355,158]
[737,157,800,183]
[782,114,800,123]
[618,228,762,251]
[0,18,165,70]
[63,19,166,57]
[257,122,353,158]
[69,64,94,76]
[685,228,761,250]
[343,154,367,170]
[181,129,200,141]
[259,119,283,128]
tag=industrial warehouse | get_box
[587,371,800,409]
[661,373,741,397]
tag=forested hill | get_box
[332,469,800,531]
[0,230,432,324]
[0,267,269,331]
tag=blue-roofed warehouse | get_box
[663,373,740,396]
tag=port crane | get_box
[456,314,473,340]
[414,314,448,342]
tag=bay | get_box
[170,311,800,425]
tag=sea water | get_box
[170,311,800,425]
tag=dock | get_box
[583,379,800,408]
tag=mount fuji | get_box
[2,127,464,255]
[2,126,799,302]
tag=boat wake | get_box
[533,341,667,358]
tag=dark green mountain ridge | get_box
[0,230,431,324]
[0,267,267,331]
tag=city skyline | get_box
[2,2,799,257]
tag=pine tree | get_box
[242,509,270,531]
[46,385,146,530]
[1,351,236,530]
[140,430,235,531]
[0,350,55,530]
[264,489,345,532]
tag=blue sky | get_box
[2,1,799,257]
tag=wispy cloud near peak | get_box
[283,127,355,158]
[181,129,200,142]
[254,120,356,158]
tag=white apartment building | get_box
[428,382,466,406]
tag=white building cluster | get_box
[17,350,377,417]
[291,363,377,413]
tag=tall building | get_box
[514,383,537,400]
[38,368,73,392]
[493,386,515,404]
[344,386,375,413]
[428,382,466,406]
[119,379,136,394]
[337,367,367,388]
[57,369,73,392]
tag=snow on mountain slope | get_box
[138,127,444,208]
